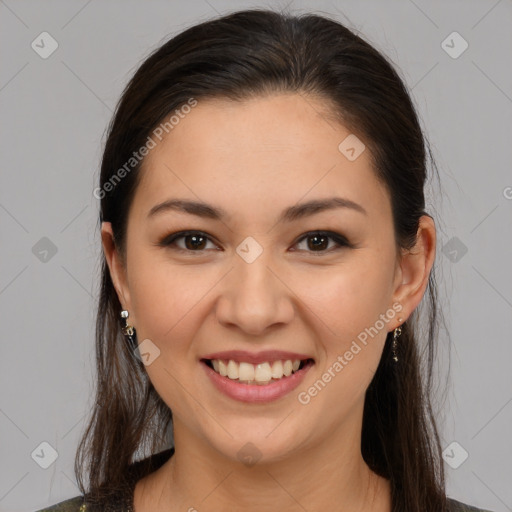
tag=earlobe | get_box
[392,215,436,326]
[101,222,131,310]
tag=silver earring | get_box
[392,318,404,363]
[121,310,137,350]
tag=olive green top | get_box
[34,448,494,512]
[35,496,494,512]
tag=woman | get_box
[37,8,493,512]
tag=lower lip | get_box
[201,360,314,403]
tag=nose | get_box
[215,253,295,337]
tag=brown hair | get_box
[76,9,447,511]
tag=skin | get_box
[102,93,436,512]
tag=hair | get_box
[76,8,448,511]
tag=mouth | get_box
[201,356,315,402]
[199,349,315,402]
[201,357,315,386]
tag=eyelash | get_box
[157,230,352,255]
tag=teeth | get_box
[270,360,283,379]
[254,362,272,383]
[218,360,228,377]
[239,362,255,381]
[227,360,238,379]
[209,358,304,384]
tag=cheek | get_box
[298,254,395,407]
[129,262,203,343]
[126,252,209,407]
[126,242,182,337]
[299,255,395,342]
[298,269,393,414]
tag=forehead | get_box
[134,93,391,222]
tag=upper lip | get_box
[201,350,314,365]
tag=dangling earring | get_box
[392,318,404,363]
[121,310,138,351]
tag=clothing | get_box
[34,448,494,512]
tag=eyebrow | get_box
[147,197,367,223]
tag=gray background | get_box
[1,1,511,511]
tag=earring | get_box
[121,310,138,351]
[392,317,404,363]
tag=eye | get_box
[158,230,351,255]
[292,231,351,254]
[158,230,219,253]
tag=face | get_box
[104,93,427,464]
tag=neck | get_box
[134,419,391,512]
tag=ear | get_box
[391,215,436,327]
[101,222,132,313]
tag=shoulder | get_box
[33,495,85,512]
[33,447,174,512]
[447,497,494,512]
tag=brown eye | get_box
[181,233,208,250]
[306,234,329,251]
[293,231,350,253]
[159,231,218,252]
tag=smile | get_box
[200,357,315,403]
[204,358,312,385]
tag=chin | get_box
[202,425,307,467]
